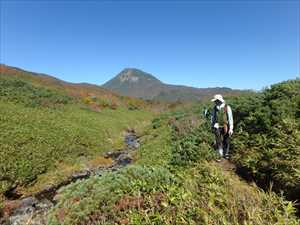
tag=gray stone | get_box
[71,170,90,180]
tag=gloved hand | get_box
[229,129,233,136]
[214,123,219,129]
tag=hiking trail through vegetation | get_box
[1,71,299,224]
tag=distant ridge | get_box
[0,64,145,107]
[103,68,245,102]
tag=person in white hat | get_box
[211,94,233,160]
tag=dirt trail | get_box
[215,157,300,220]
[215,159,236,172]
[213,159,256,185]
[0,131,140,225]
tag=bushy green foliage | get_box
[137,109,216,168]
[151,117,162,129]
[0,77,153,195]
[47,165,177,225]
[48,105,299,224]
[48,163,299,225]
[0,77,72,107]
[141,108,216,168]
[177,163,300,225]
[168,111,216,167]
[230,79,300,200]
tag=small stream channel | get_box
[0,132,140,225]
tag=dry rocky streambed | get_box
[0,132,140,225]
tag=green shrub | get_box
[151,117,161,129]
[47,103,299,225]
[0,77,73,108]
[47,165,177,225]
[230,79,300,201]
[48,163,300,225]
[169,115,216,167]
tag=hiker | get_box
[211,94,233,160]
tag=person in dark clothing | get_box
[211,94,233,160]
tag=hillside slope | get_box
[103,68,245,101]
[1,65,299,224]
[0,66,154,202]
[0,64,148,110]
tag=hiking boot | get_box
[224,154,230,160]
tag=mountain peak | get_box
[102,68,163,99]
[103,68,244,101]
[117,68,161,84]
[118,68,142,83]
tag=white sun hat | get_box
[211,94,225,103]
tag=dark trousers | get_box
[214,128,230,156]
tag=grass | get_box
[48,160,299,225]
[0,77,154,197]
[134,118,173,167]
[47,108,300,225]
[1,69,299,224]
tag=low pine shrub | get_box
[169,114,216,167]
[230,79,300,201]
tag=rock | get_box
[116,154,133,166]
[103,151,123,159]
[125,133,140,149]
[20,197,37,208]
[103,151,113,158]
[11,197,37,217]
[3,198,53,225]
[71,170,90,180]
[133,142,140,148]
[9,210,48,225]
[35,199,53,211]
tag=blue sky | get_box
[1,0,299,90]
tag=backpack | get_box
[215,104,229,133]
